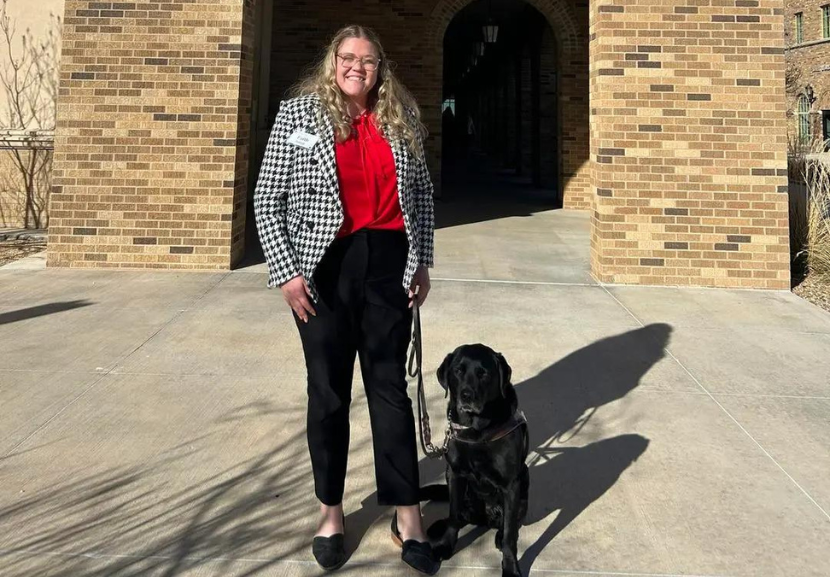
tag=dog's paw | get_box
[432,540,455,561]
[427,518,449,542]
[495,529,503,550]
[427,518,457,560]
[502,559,523,577]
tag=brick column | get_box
[589,0,790,289]
[48,0,257,271]
[558,0,591,210]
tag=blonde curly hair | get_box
[289,24,427,158]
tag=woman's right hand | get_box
[280,275,317,323]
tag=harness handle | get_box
[408,293,450,459]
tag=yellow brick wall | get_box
[47,0,256,270]
[590,0,791,289]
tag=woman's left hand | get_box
[409,266,430,308]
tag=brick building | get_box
[784,0,830,147]
[47,0,791,289]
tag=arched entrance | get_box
[441,0,559,201]
[425,0,590,210]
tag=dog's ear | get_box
[437,352,455,396]
[495,352,513,397]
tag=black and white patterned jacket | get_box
[253,93,435,302]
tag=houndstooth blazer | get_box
[253,93,435,302]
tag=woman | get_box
[253,25,439,575]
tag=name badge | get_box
[287,130,319,149]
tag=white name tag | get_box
[287,130,319,149]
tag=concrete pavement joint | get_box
[599,286,830,522]
[525,570,733,577]
[432,277,599,287]
[1,371,110,460]
[708,392,830,400]
[0,548,736,577]
[0,272,232,459]
[633,389,830,401]
[428,274,793,295]
[597,280,792,295]
[0,368,102,374]
[3,365,823,400]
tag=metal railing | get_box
[0,129,55,150]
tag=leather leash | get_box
[407,293,451,459]
[407,293,527,457]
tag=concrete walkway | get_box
[1,204,829,576]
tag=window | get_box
[798,94,811,143]
[823,5,830,39]
[442,98,456,116]
[823,110,830,149]
[796,12,804,44]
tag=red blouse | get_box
[335,111,405,238]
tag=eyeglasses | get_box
[336,52,381,71]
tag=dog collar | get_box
[449,409,527,444]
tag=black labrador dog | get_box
[429,344,530,577]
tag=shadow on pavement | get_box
[0,405,377,576]
[0,325,671,576]
[0,301,93,327]
[352,324,671,573]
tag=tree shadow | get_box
[0,406,374,576]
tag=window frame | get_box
[798,94,811,144]
[795,11,804,44]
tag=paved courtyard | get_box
[1,201,829,576]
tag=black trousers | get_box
[295,229,420,506]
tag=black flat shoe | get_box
[391,512,441,576]
[312,514,346,572]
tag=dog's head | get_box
[437,344,514,417]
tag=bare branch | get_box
[0,0,60,228]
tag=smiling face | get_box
[334,36,380,109]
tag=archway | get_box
[441,0,559,201]
[425,0,589,209]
